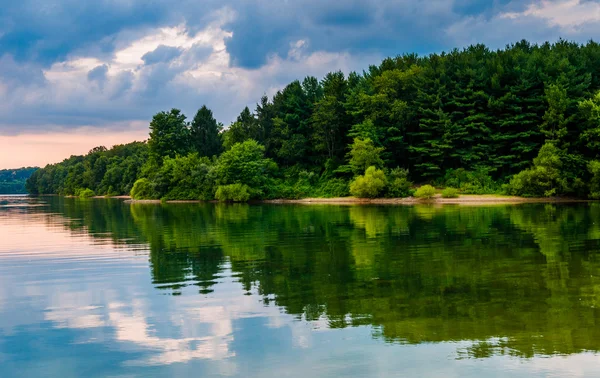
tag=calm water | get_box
[2,195,600,377]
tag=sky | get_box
[2,0,600,168]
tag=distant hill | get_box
[0,167,39,194]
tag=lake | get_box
[1,195,600,377]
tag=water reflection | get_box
[2,196,600,377]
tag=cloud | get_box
[87,64,109,91]
[141,45,183,65]
[502,0,600,31]
[2,0,600,169]
[0,12,376,136]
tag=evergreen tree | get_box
[190,105,222,158]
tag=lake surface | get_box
[2,195,600,377]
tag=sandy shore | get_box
[262,194,592,206]
[120,194,593,206]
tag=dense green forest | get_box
[25,40,600,200]
[0,167,38,194]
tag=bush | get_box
[350,166,387,198]
[130,178,154,200]
[436,168,499,194]
[506,143,567,197]
[214,140,276,193]
[385,168,412,198]
[588,160,600,199]
[414,185,436,199]
[78,188,95,198]
[215,184,251,202]
[316,178,349,198]
[441,187,459,198]
[159,154,215,201]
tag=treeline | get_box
[26,40,600,199]
[26,143,147,196]
[0,167,38,194]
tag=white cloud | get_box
[501,0,600,31]
[0,6,375,143]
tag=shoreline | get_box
[118,194,595,206]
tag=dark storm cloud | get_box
[0,1,178,66]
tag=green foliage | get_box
[579,90,600,154]
[131,178,154,200]
[2,167,38,194]
[29,40,600,200]
[190,105,223,157]
[348,138,384,175]
[436,168,499,194]
[385,168,412,198]
[78,188,95,198]
[414,185,436,199]
[26,142,148,196]
[214,140,275,194]
[350,166,387,198]
[148,109,190,161]
[588,160,600,199]
[441,187,460,198]
[314,178,349,198]
[506,143,567,197]
[215,184,251,202]
[154,154,215,201]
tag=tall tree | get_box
[190,105,223,158]
[148,109,190,162]
[311,71,350,162]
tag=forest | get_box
[0,167,38,194]
[25,39,600,200]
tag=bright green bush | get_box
[348,138,385,174]
[131,178,154,200]
[414,185,437,199]
[441,187,459,198]
[215,184,251,202]
[213,140,276,197]
[78,188,95,198]
[506,143,567,197]
[350,166,387,198]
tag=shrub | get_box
[214,140,276,192]
[385,168,412,198]
[414,185,436,199]
[506,143,567,197]
[436,168,499,194]
[441,187,459,198]
[588,160,600,199]
[215,184,251,202]
[315,178,349,198]
[78,188,95,198]
[350,166,387,198]
[131,178,154,200]
[159,154,215,201]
